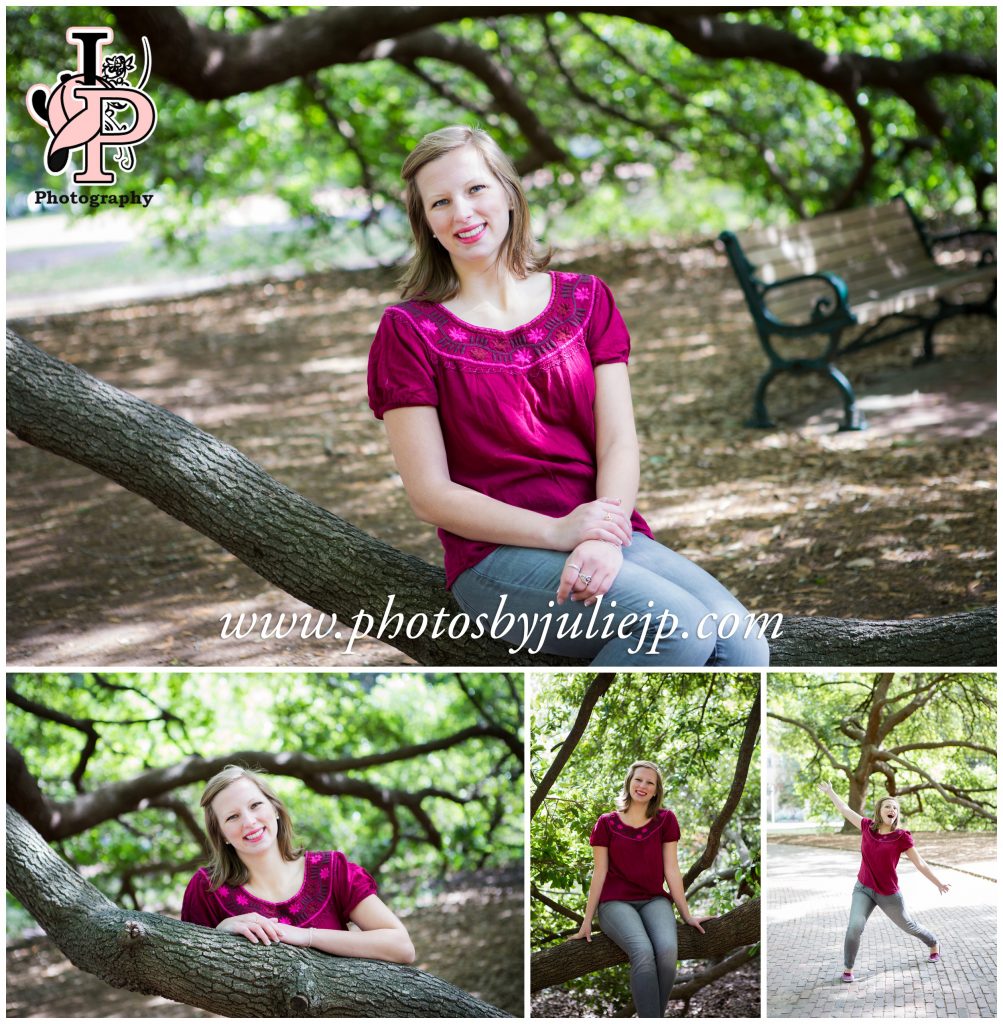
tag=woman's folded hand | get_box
[558,539,624,606]
[552,498,632,551]
[216,912,283,945]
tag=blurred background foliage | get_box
[5,5,996,276]
[530,672,760,1014]
[768,672,997,831]
[6,672,523,938]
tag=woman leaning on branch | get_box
[181,765,415,963]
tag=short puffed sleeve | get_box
[367,308,439,419]
[898,829,915,851]
[333,852,379,921]
[181,869,223,928]
[660,809,681,843]
[589,814,612,847]
[585,277,631,366]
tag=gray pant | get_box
[843,880,938,968]
[598,897,678,1017]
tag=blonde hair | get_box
[398,124,550,302]
[615,760,665,819]
[870,795,902,833]
[200,765,304,890]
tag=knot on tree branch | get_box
[119,919,147,945]
[287,960,321,1014]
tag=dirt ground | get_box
[7,241,996,666]
[5,868,523,1018]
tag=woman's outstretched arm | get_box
[383,406,633,551]
[571,846,609,942]
[817,780,863,829]
[663,842,713,933]
[269,895,415,963]
[904,847,951,894]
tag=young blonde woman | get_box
[572,761,712,1017]
[818,781,947,982]
[367,124,770,667]
[181,765,414,963]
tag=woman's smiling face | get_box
[629,766,659,806]
[212,777,279,856]
[415,143,512,266]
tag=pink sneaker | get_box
[928,951,941,963]
[841,970,854,983]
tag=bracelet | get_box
[307,927,314,948]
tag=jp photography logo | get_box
[26,26,156,208]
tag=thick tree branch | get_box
[7,806,508,1018]
[6,734,510,841]
[530,896,759,991]
[6,330,996,667]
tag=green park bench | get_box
[719,197,996,430]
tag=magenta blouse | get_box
[181,851,377,930]
[367,271,654,588]
[590,808,681,903]
[857,818,915,895]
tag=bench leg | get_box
[747,365,781,428]
[825,364,867,431]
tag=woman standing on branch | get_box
[367,124,770,666]
[181,765,415,963]
[818,781,947,983]
[572,761,712,1017]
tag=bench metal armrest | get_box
[928,226,996,267]
[758,271,851,329]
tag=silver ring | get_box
[567,563,581,572]
[578,573,592,585]
[603,512,614,521]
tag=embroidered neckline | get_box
[392,271,595,370]
[210,850,333,925]
[607,808,666,840]
[435,272,557,335]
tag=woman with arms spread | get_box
[181,765,415,963]
[818,781,946,983]
[572,761,711,1017]
[367,125,769,666]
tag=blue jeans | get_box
[599,897,678,1017]
[843,881,938,969]
[452,534,771,666]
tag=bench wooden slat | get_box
[765,264,995,325]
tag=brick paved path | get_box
[767,843,997,1017]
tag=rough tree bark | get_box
[530,897,759,991]
[6,806,508,1018]
[7,330,996,666]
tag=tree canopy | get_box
[530,672,760,1014]
[767,671,997,832]
[6,671,523,925]
[6,6,997,254]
